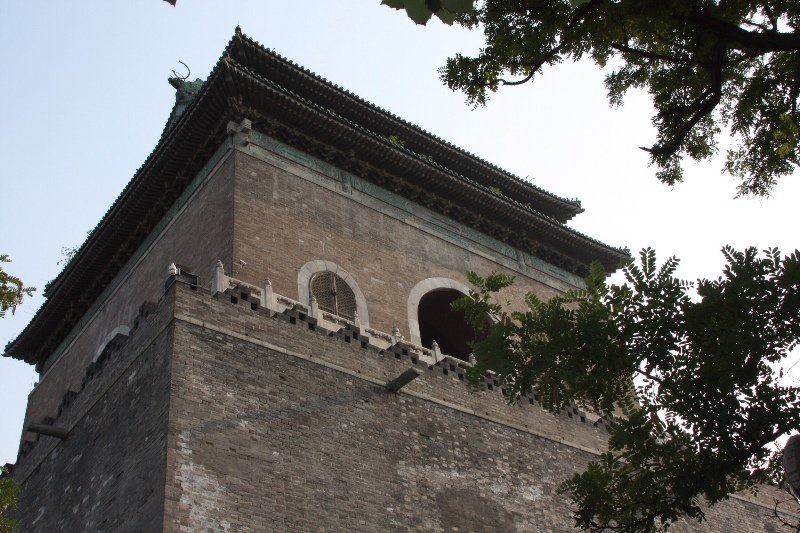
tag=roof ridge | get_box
[42,39,238,299]
[224,58,625,257]
[233,30,583,215]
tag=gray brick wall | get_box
[164,283,792,532]
[20,151,235,451]
[11,135,795,532]
[11,284,176,532]
[231,149,569,339]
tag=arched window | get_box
[417,289,478,361]
[310,271,357,320]
[298,260,370,327]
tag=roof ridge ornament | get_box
[169,60,191,85]
[211,260,229,296]
[391,325,403,345]
[166,61,204,130]
[261,276,274,310]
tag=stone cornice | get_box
[226,29,584,223]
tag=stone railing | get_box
[211,260,468,367]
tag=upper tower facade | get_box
[6,27,625,373]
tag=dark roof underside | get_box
[6,29,627,366]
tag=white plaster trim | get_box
[407,277,472,346]
[297,260,370,328]
[91,326,131,363]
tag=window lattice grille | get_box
[310,271,356,320]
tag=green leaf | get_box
[460,246,800,530]
[434,8,457,25]
[0,467,19,532]
[381,0,406,8]
[0,255,35,318]
[404,0,434,25]
[437,1,800,194]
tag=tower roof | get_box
[224,30,585,223]
[5,29,627,366]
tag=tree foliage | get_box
[0,255,34,318]
[0,468,18,533]
[0,257,30,528]
[454,247,800,531]
[380,0,474,25]
[386,0,800,196]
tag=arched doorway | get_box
[417,289,478,361]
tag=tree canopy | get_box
[0,255,34,318]
[0,467,18,533]
[383,0,800,196]
[0,256,30,529]
[455,248,800,531]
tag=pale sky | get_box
[1,1,798,465]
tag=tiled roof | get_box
[226,30,584,222]
[5,29,627,366]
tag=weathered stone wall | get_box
[230,141,577,339]
[11,282,176,532]
[19,131,582,456]
[165,283,790,532]
[12,133,792,532]
[166,285,596,532]
[10,277,790,532]
[19,149,236,449]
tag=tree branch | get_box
[762,6,779,32]
[771,495,800,531]
[611,42,705,66]
[644,40,726,158]
[499,70,536,86]
[742,19,770,32]
[500,0,602,88]
[634,366,664,385]
[684,8,800,53]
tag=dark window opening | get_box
[418,289,482,361]
[310,271,357,320]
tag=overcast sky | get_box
[1,1,797,465]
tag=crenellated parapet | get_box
[9,261,794,531]
[11,289,172,482]
[11,261,614,482]
[193,261,616,433]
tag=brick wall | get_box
[12,134,794,531]
[165,283,792,532]
[11,280,791,532]
[19,151,235,450]
[231,148,570,339]
[20,133,577,455]
[11,283,176,532]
